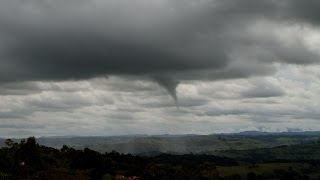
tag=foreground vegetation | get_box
[0,137,320,179]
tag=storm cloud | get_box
[1,1,320,85]
[0,0,320,136]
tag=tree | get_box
[15,137,42,172]
[4,139,18,149]
[247,172,257,180]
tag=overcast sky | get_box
[0,0,320,137]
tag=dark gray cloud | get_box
[242,79,286,98]
[0,112,24,119]
[0,0,320,101]
[0,82,42,95]
[285,0,320,24]
[0,123,45,129]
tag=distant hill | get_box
[227,131,320,136]
[1,131,320,155]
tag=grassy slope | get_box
[82,135,320,154]
[214,142,320,161]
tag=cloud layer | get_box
[0,0,320,136]
[1,65,320,138]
